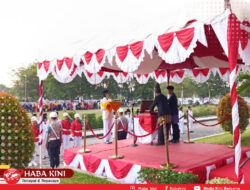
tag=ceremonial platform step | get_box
[63,139,250,184]
[209,158,250,183]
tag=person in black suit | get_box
[150,86,171,145]
[167,86,180,143]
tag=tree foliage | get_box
[237,72,250,97]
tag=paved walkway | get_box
[33,116,231,169]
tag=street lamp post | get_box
[24,75,27,102]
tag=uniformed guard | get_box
[41,113,49,159]
[28,116,39,167]
[100,90,113,144]
[150,86,171,145]
[71,113,83,148]
[167,86,180,143]
[188,106,194,132]
[61,112,72,150]
[46,112,62,169]
[125,109,133,139]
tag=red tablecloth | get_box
[134,114,158,133]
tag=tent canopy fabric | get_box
[36,2,249,183]
[37,8,250,84]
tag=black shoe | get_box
[189,131,194,133]
[169,139,175,142]
[171,140,180,143]
[153,143,164,146]
[105,141,112,144]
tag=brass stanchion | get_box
[184,110,194,144]
[110,113,124,159]
[160,118,177,169]
[79,115,91,153]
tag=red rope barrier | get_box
[188,114,231,127]
[118,122,162,138]
[87,121,115,139]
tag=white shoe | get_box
[32,161,38,167]
[28,162,33,167]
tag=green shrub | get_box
[138,167,198,184]
[194,101,200,106]
[206,177,236,184]
[67,111,75,120]
[0,91,34,168]
[83,113,97,129]
[217,94,249,134]
[96,116,103,129]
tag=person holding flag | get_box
[100,90,113,144]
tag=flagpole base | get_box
[109,154,124,159]
[160,163,177,169]
[78,148,91,153]
[184,141,194,144]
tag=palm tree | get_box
[237,72,250,96]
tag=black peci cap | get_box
[102,90,109,97]
[167,86,174,90]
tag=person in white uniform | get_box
[41,113,49,159]
[178,107,184,134]
[188,106,194,132]
[125,109,133,139]
[101,90,113,144]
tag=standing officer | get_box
[150,85,171,145]
[41,113,49,159]
[45,112,62,169]
[61,112,72,150]
[28,116,39,167]
[167,86,180,143]
[71,113,83,148]
[101,90,113,144]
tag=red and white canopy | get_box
[37,9,250,84]
[36,1,250,183]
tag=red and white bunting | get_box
[54,57,75,79]
[37,60,51,80]
[83,69,107,85]
[189,68,211,83]
[52,64,79,83]
[170,70,186,84]
[82,49,106,73]
[239,23,250,66]
[66,153,141,184]
[153,70,168,84]
[155,22,207,64]
[215,68,230,82]
[135,74,150,84]
[114,41,145,72]
[111,72,131,84]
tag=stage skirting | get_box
[63,139,250,184]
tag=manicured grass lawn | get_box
[60,170,114,184]
[194,128,250,147]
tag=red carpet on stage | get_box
[63,139,250,183]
